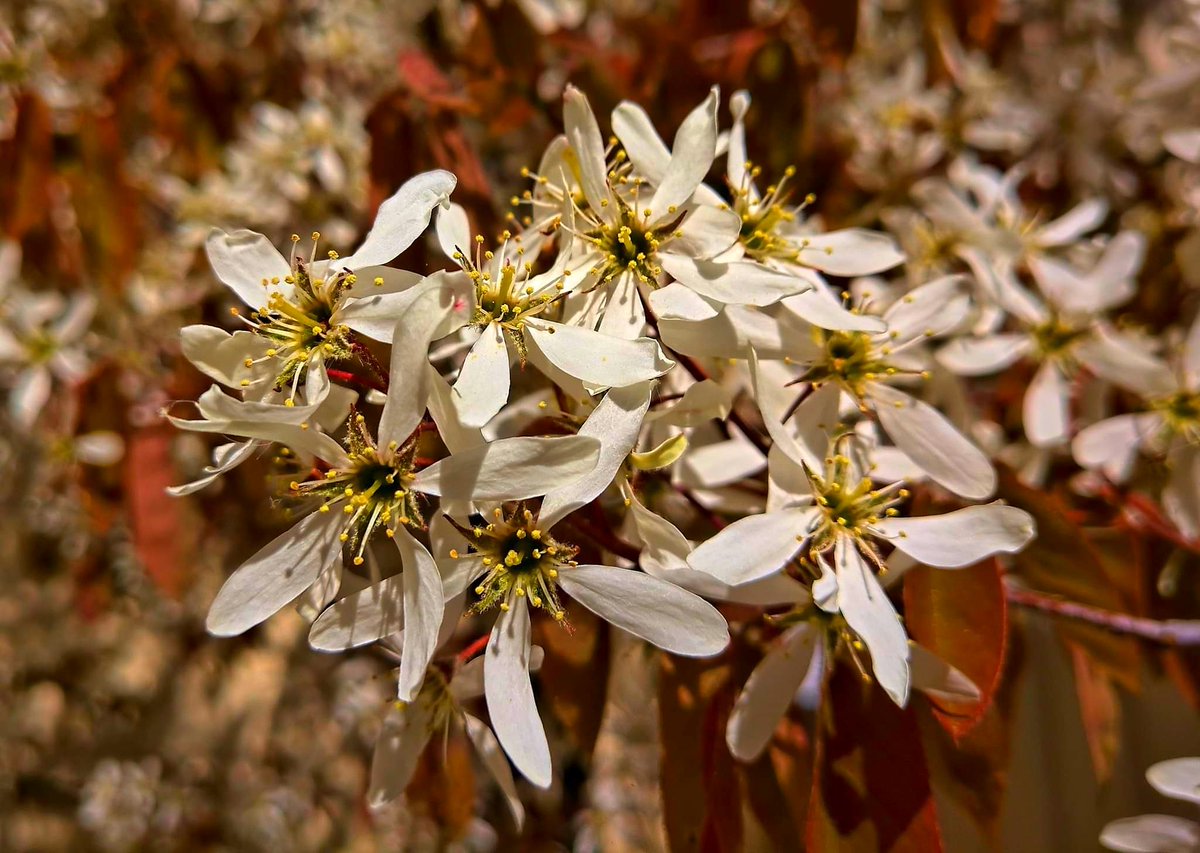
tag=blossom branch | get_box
[1004,582,1200,645]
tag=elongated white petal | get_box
[180,326,272,389]
[780,286,886,332]
[337,272,471,344]
[377,288,452,449]
[205,228,292,308]
[795,229,905,276]
[909,643,981,703]
[1099,815,1200,853]
[871,384,996,500]
[558,565,729,657]
[669,205,741,258]
[395,528,445,701]
[452,322,512,428]
[873,503,1035,568]
[1072,413,1159,482]
[597,270,648,339]
[880,275,968,342]
[649,87,718,217]
[525,319,672,388]
[341,170,457,268]
[611,101,671,182]
[206,510,344,636]
[1147,758,1200,805]
[1076,326,1176,397]
[646,378,732,427]
[464,714,526,829]
[485,599,551,787]
[686,507,815,585]
[1034,198,1107,247]
[309,575,404,651]
[167,439,258,496]
[748,350,817,468]
[1166,127,1200,162]
[368,702,435,809]
[1023,359,1070,448]
[540,383,652,528]
[835,538,910,706]
[10,367,51,430]
[937,334,1032,376]
[412,435,601,500]
[659,255,808,306]
[726,624,817,762]
[436,201,472,261]
[563,86,616,221]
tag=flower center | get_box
[454,507,576,621]
[808,458,906,549]
[588,203,664,286]
[808,330,895,397]
[1153,392,1200,443]
[291,414,420,565]
[730,163,817,263]
[1030,318,1085,359]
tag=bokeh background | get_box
[3,0,1200,850]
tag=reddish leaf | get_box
[903,557,1007,740]
[1068,643,1122,784]
[532,606,609,757]
[125,422,186,598]
[741,717,811,849]
[807,665,943,853]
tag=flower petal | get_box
[539,382,652,528]
[308,575,405,651]
[341,170,457,269]
[873,503,1035,568]
[464,714,526,829]
[686,507,816,585]
[835,538,910,706]
[659,255,808,306]
[452,322,512,428]
[377,287,453,449]
[649,87,718,218]
[557,564,730,657]
[563,86,617,222]
[435,201,472,261]
[367,701,435,809]
[1072,413,1159,483]
[1099,815,1200,853]
[726,624,817,762]
[412,435,601,500]
[1034,198,1107,247]
[524,319,673,389]
[937,334,1032,376]
[880,275,969,342]
[1147,757,1200,805]
[205,228,292,308]
[394,528,445,701]
[780,285,887,332]
[206,510,344,636]
[611,101,671,182]
[795,229,905,276]
[871,384,996,500]
[485,598,551,787]
[909,643,981,703]
[1023,359,1070,448]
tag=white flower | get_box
[202,169,457,405]
[752,275,998,500]
[1101,757,1200,853]
[435,207,673,427]
[440,503,728,786]
[686,436,1034,705]
[938,233,1147,448]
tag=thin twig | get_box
[1005,582,1200,645]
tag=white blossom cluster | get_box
[169,85,1054,808]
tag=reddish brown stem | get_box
[675,353,771,456]
[457,633,490,662]
[1005,582,1200,645]
[327,368,389,396]
[1094,480,1200,555]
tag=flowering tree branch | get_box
[1005,582,1200,645]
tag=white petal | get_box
[452,322,512,428]
[1023,360,1070,448]
[539,382,652,528]
[937,334,1032,376]
[1034,198,1107,247]
[524,319,673,389]
[795,229,905,276]
[909,643,981,703]
[205,228,291,308]
[649,87,718,217]
[748,351,817,469]
[1100,815,1200,853]
[669,205,741,257]
[1072,414,1159,482]
[368,702,434,809]
[835,538,910,706]
[871,384,996,500]
[1077,326,1176,397]
[780,285,887,332]
[412,435,600,500]
[880,275,968,342]
[337,271,470,344]
[686,508,815,585]
[10,367,51,430]
[206,510,344,636]
[563,86,616,221]
[309,575,404,651]
[167,440,259,496]
[726,624,817,762]
[436,201,472,261]
[611,101,671,182]
[1148,757,1200,805]
[341,170,457,268]
[1166,127,1200,162]
[485,599,551,787]
[464,714,526,829]
[377,287,452,448]
[394,528,445,701]
[873,503,1035,568]
[557,565,729,657]
[427,363,484,454]
[646,378,732,427]
[660,255,808,306]
[597,270,648,339]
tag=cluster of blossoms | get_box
[170,84,1049,806]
